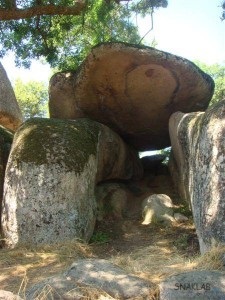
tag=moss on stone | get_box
[12,118,101,173]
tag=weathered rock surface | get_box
[0,126,13,235]
[1,118,142,248]
[49,42,214,151]
[142,194,174,225]
[26,275,83,300]
[168,149,187,204]
[174,212,189,223]
[159,270,225,300]
[169,100,225,253]
[0,63,23,130]
[26,259,155,299]
[0,290,23,300]
[95,182,128,220]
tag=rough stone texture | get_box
[169,100,225,253]
[0,126,13,235]
[26,275,83,300]
[159,270,225,300]
[0,63,23,130]
[65,259,153,299]
[49,42,214,151]
[95,183,127,220]
[66,259,153,299]
[0,290,23,300]
[142,194,174,225]
[168,150,187,204]
[26,259,155,299]
[1,118,142,248]
[174,213,189,223]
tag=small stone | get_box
[174,213,189,222]
[142,194,175,225]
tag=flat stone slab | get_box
[49,42,214,151]
[26,258,155,299]
[159,270,225,300]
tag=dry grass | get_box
[0,239,93,293]
[194,245,225,271]
[111,242,197,284]
[1,223,225,299]
[29,283,116,300]
[112,245,225,285]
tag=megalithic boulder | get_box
[49,42,214,151]
[1,118,142,248]
[169,100,225,253]
[0,62,23,130]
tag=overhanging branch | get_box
[0,2,86,20]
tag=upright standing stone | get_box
[169,100,225,253]
[0,126,13,236]
[0,62,23,130]
[1,118,142,248]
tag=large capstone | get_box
[0,62,23,130]
[169,100,225,253]
[49,42,214,151]
[1,118,142,248]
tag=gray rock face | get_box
[169,100,225,253]
[26,275,82,300]
[174,212,189,223]
[159,270,225,300]
[95,183,128,220]
[49,42,214,151]
[0,63,23,130]
[26,259,154,299]
[1,118,142,248]
[0,126,13,234]
[0,290,23,300]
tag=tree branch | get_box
[138,7,154,44]
[0,2,86,20]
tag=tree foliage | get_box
[221,0,225,20]
[14,79,48,119]
[195,62,225,106]
[0,0,168,69]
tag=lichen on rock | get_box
[49,42,214,151]
[169,100,225,253]
[1,118,142,247]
